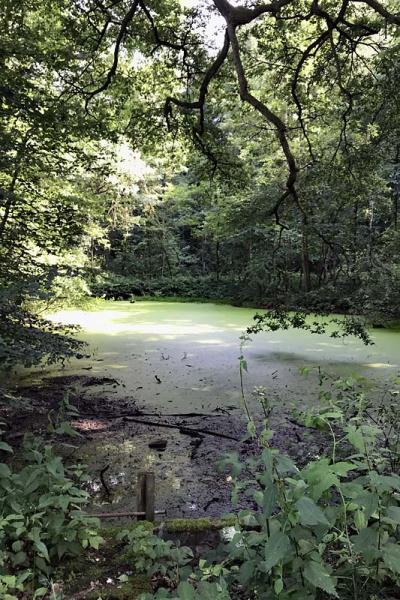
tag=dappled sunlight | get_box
[316,341,354,349]
[224,324,246,331]
[196,338,229,345]
[42,303,400,407]
[49,308,233,338]
[73,418,111,431]
[190,385,212,392]
[362,362,397,369]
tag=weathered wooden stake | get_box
[137,471,146,520]
[137,471,155,521]
[145,471,155,521]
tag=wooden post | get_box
[137,471,155,521]
[145,472,155,521]
[137,471,146,520]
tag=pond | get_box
[42,300,400,412]
[21,301,400,519]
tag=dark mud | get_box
[2,373,328,521]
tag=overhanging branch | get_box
[164,30,230,134]
[228,23,298,200]
[85,0,140,104]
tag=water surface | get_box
[41,300,400,413]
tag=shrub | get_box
[0,282,85,368]
[137,374,400,599]
[0,436,102,597]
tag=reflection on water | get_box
[80,429,192,514]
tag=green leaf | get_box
[354,510,366,530]
[240,358,248,372]
[301,460,339,500]
[274,578,284,595]
[261,448,274,477]
[382,543,400,574]
[386,506,400,524]
[34,541,49,562]
[304,560,338,597]
[346,427,365,452]
[0,441,13,453]
[254,484,277,518]
[12,551,27,566]
[0,463,11,477]
[11,541,23,552]
[89,535,103,550]
[56,422,80,437]
[176,581,196,600]
[58,495,71,511]
[239,560,256,585]
[263,530,291,572]
[351,527,379,562]
[330,462,354,476]
[295,497,330,527]
[275,454,297,475]
[374,472,400,491]
[353,493,379,520]
[346,425,380,453]
[46,457,63,477]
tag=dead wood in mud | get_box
[76,413,240,441]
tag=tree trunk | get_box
[301,217,311,292]
[215,241,220,282]
[0,132,30,240]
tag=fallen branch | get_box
[123,416,240,441]
[89,509,166,518]
[287,418,318,431]
[80,411,229,419]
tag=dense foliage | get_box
[122,374,400,599]
[1,0,400,365]
[0,398,102,599]
[1,1,400,595]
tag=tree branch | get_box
[164,30,230,134]
[228,23,297,200]
[213,0,295,26]
[85,0,140,103]
[350,0,400,25]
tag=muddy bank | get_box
[4,372,328,520]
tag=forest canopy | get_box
[1,0,400,365]
[2,4,400,600]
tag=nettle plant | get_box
[0,412,102,598]
[118,523,193,580]
[141,374,400,600]
[120,522,232,599]
[213,370,400,600]
[120,524,232,600]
